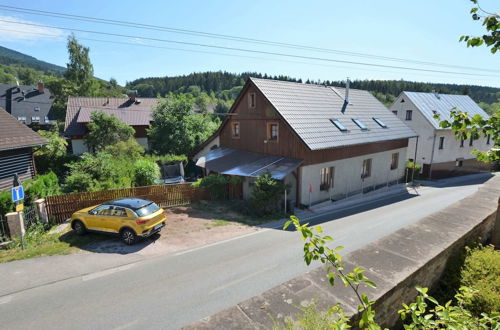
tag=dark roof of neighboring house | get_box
[250,78,417,150]
[64,97,159,136]
[0,83,54,125]
[76,107,153,126]
[0,107,47,151]
[401,91,489,129]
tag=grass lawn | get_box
[0,225,106,263]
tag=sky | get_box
[0,0,499,87]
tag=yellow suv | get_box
[70,198,166,245]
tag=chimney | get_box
[37,81,45,94]
[129,90,137,103]
[345,78,350,104]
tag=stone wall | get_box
[185,175,500,329]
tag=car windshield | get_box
[135,203,160,217]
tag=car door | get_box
[105,206,129,233]
[87,205,114,232]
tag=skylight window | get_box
[352,119,367,130]
[330,119,347,132]
[373,117,387,128]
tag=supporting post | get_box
[411,136,419,184]
[284,188,287,215]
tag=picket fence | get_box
[46,183,242,223]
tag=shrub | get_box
[192,174,229,199]
[460,244,500,315]
[23,172,61,205]
[0,191,14,216]
[406,160,422,181]
[250,173,289,216]
[104,138,145,160]
[151,154,188,166]
[133,159,161,187]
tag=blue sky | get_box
[0,0,499,87]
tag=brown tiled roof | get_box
[76,107,152,126]
[64,97,159,136]
[0,108,47,151]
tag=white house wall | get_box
[299,147,408,206]
[193,136,220,162]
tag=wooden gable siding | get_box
[219,81,409,166]
[0,147,35,191]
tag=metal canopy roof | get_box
[196,147,303,180]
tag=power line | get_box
[1,18,499,79]
[0,4,498,74]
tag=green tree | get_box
[250,173,289,216]
[133,159,161,187]
[460,0,500,54]
[64,34,98,95]
[84,111,135,153]
[148,94,220,155]
[103,138,145,160]
[34,127,68,159]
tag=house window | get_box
[352,118,367,130]
[231,122,240,138]
[405,110,413,121]
[373,117,387,128]
[17,116,26,123]
[267,123,279,141]
[248,93,256,109]
[392,110,397,116]
[34,106,40,112]
[320,167,334,191]
[391,153,399,170]
[487,134,491,145]
[44,116,49,123]
[456,159,463,167]
[460,137,464,148]
[330,119,347,132]
[469,137,473,147]
[438,137,444,150]
[361,159,372,179]
[31,116,40,123]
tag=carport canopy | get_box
[196,147,303,180]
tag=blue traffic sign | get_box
[11,185,24,202]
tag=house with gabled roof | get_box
[193,78,417,207]
[389,91,491,179]
[64,92,159,154]
[0,107,47,191]
[0,82,54,127]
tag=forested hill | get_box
[0,45,65,76]
[127,71,500,110]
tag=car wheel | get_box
[121,228,137,245]
[73,220,86,235]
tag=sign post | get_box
[11,177,25,250]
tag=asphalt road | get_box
[0,174,492,330]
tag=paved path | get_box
[0,173,493,330]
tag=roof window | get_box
[352,119,367,130]
[330,119,347,132]
[372,117,387,128]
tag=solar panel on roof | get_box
[330,119,347,132]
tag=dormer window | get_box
[373,117,387,128]
[31,116,40,123]
[34,106,40,112]
[248,93,256,109]
[352,119,367,130]
[330,119,347,132]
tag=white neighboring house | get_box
[389,91,491,179]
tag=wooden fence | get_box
[46,183,243,224]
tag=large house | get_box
[64,92,159,154]
[193,78,417,207]
[0,108,47,191]
[0,82,54,127]
[389,92,491,179]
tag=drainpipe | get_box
[428,134,437,180]
[411,136,419,183]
